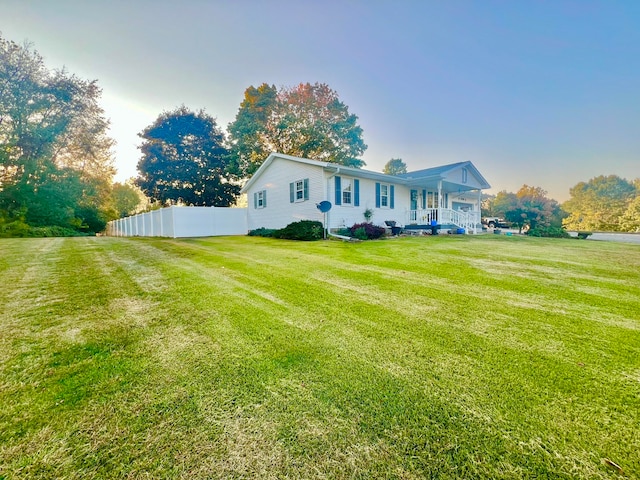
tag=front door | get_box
[410,190,418,222]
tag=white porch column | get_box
[437,180,443,222]
[476,189,482,234]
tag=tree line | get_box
[483,175,640,234]
[1,35,116,236]
[2,34,638,236]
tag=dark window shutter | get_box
[289,182,294,203]
[263,190,267,207]
[390,185,395,209]
[335,176,342,205]
[375,183,381,208]
[303,178,309,200]
[253,192,258,209]
[422,189,426,209]
[354,179,360,206]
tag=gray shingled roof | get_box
[398,161,469,179]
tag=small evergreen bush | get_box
[248,228,277,237]
[348,222,386,240]
[526,226,570,238]
[273,220,323,241]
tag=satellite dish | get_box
[316,201,332,213]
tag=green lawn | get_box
[1,235,638,479]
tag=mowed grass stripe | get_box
[0,235,638,479]
[115,235,640,476]
[110,237,640,476]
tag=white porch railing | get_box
[408,209,480,234]
[409,208,439,224]
[445,209,480,233]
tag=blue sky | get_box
[2,0,639,201]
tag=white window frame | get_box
[342,178,352,205]
[256,190,265,209]
[295,180,305,202]
[380,184,389,208]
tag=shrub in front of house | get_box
[353,227,368,240]
[273,220,324,241]
[348,222,386,240]
[248,228,277,237]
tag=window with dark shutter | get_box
[291,178,310,203]
[255,190,266,209]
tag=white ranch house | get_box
[241,153,491,234]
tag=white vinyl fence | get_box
[106,206,248,238]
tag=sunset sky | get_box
[2,0,639,201]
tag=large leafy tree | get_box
[0,35,115,233]
[228,82,367,176]
[493,185,563,232]
[110,181,146,218]
[562,175,636,231]
[382,158,407,175]
[620,195,640,232]
[481,193,497,218]
[136,106,239,206]
[227,83,278,177]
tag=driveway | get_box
[586,233,640,245]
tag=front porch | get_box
[397,161,490,235]
[406,208,481,234]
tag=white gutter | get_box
[327,231,354,241]
[325,165,341,198]
[324,166,341,233]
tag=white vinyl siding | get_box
[332,178,405,230]
[440,165,483,189]
[245,157,324,231]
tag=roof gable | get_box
[399,162,468,179]
[240,153,327,193]
[400,161,491,189]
